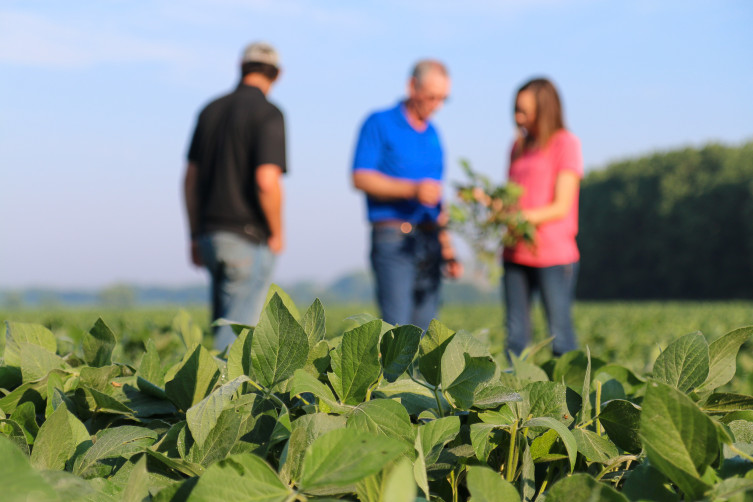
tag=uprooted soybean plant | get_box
[2,289,753,501]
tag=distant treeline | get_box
[577,140,753,299]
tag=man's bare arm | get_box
[352,170,441,206]
[183,161,202,266]
[257,164,284,253]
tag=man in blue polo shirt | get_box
[352,60,463,330]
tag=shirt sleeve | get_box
[554,131,584,178]
[256,107,287,173]
[187,113,203,162]
[352,114,382,172]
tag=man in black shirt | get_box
[184,41,286,350]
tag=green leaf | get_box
[186,375,249,448]
[652,331,709,393]
[469,422,502,463]
[578,347,592,424]
[172,310,204,351]
[572,428,618,463]
[374,378,448,416]
[524,417,577,472]
[30,404,90,471]
[443,353,496,410]
[347,398,416,456]
[226,327,253,381]
[264,284,301,319]
[380,325,422,383]
[20,342,68,382]
[621,461,680,502]
[598,399,642,453]
[73,426,158,478]
[698,327,753,394]
[79,365,122,393]
[520,441,536,502]
[0,435,58,502]
[83,386,135,415]
[186,453,292,502]
[640,380,716,499]
[10,401,39,444]
[280,413,346,485]
[466,465,520,502]
[701,393,753,413]
[250,293,309,391]
[418,320,455,387]
[382,457,417,502]
[517,381,571,424]
[4,321,57,368]
[164,344,221,411]
[138,338,164,387]
[299,428,406,491]
[185,407,243,467]
[419,416,460,465]
[121,454,150,502]
[412,433,430,499]
[545,473,628,502]
[301,298,326,348]
[303,339,330,377]
[472,378,522,409]
[83,318,117,367]
[289,369,350,414]
[328,319,381,405]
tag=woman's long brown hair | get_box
[513,78,565,159]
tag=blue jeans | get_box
[198,231,275,351]
[370,225,442,331]
[503,261,579,357]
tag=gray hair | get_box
[411,60,449,87]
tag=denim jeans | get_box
[370,225,442,330]
[198,231,275,351]
[503,261,579,357]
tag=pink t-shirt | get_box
[503,129,583,267]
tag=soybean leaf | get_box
[524,417,577,472]
[418,320,455,387]
[697,327,753,394]
[299,428,406,491]
[39,470,102,502]
[186,375,249,448]
[443,353,496,410]
[121,454,150,502]
[380,325,422,382]
[250,293,309,391]
[412,433,430,499]
[4,321,57,368]
[172,310,203,351]
[1,418,31,455]
[226,327,253,381]
[545,473,628,502]
[652,331,709,393]
[598,399,642,453]
[382,458,417,502]
[290,369,349,414]
[145,449,204,478]
[280,413,346,485]
[20,342,68,382]
[164,344,221,412]
[469,423,502,463]
[30,404,91,471]
[466,465,520,502]
[138,338,164,387]
[373,378,448,416]
[303,339,331,378]
[83,318,117,368]
[511,355,549,384]
[520,441,536,502]
[572,428,619,463]
[10,401,39,444]
[301,298,326,348]
[328,319,381,405]
[79,365,122,393]
[347,398,416,456]
[186,407,243,467]
[419,415,460,465]
[621,461,680,502]
[701,393,753,414]
[186,453,291,502]
[640,380,716,499]
[578,347,592,424]
[517,381,571,424]
[264,284,301,319]
[0,435,58,502]
[73,426,158,478]
[472,379,522,410]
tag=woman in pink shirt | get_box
[503,78,583,357]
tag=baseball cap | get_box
[242,42,280,68]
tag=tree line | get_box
[577,140,753,299]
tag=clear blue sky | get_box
[1,0,751,289]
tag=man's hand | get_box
[268,234,284,254]
[416,179,442,206]
[190,240,203,267]
[443,258,463,279]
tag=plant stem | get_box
[729,444,753,464]
[506,420,519,483]
[595,380,603,436]
[365,372,383,401]
[434,387,445,418]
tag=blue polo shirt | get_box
[352,102,444,223]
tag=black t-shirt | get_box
[188,84,286,243]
